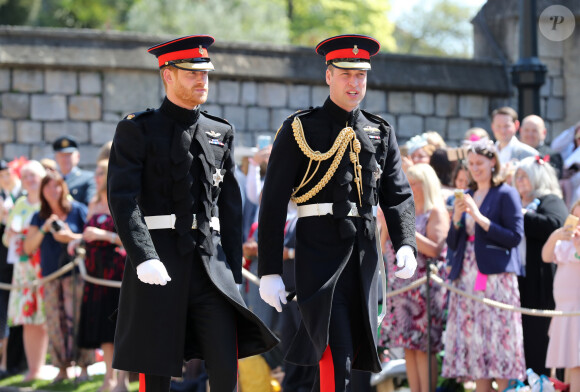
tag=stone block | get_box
[311,86,328,105]
[540,58,562,77]
[69,96,102,121]
[78,145,101,167]
[218,81,241,105]
[397,115,423,138]
[16,121,42,143]
[0,119,15,142]
[30,144,54,161]
[413,93,434,116]
[470,119,491,135]
[362,89,387,113]
[289,85,310,110]
[206,80,218,104]
[44,121,90,144]
[45,70,77,94]
[247,107,269,132]
[538,34,563,58]
[0,69,9,92]
[388,92,413,114]
[257,83,287,108]
[234,133,255,150]
[3,144,30,160]
[241,82,257,106]
[223,106,246,131]
[539,77,551,98]
[31,95,67,121]
[103,111,122,122]
[103,71,160,114]
[435,94,458,117]
[79,72,102,95]
[459,95,489,118]
[271,108,293,131]
[546,97,564,120]
[425,117,447,135]
[1,93,29,119]
[13,70,43,93]
[551,77,564,97]
[90,122,116,145]
[202,105,223,118]
[447,118,472,141]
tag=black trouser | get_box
[140,253,238,392]
[312,255,365,392]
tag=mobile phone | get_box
[257,135,272,150]
[454,189,464,200]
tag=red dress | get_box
[77,213,125,348]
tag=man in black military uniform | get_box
[107,35,278,392]
[52,135,96,205]
[258,35,418,392]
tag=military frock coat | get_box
[108,97,278,377]
[258,97,417,372]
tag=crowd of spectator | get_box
[0,106,579,391]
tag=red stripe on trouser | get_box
[139,373,146,392]
[319,345,335,392]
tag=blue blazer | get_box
[65,166,96,206]
[447,183,523,281]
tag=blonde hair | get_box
[406,163,444,212]
[94,159,109,203]
[424,131,446,149]
[20,160,46,179]
[515,156,562,199]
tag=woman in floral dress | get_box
[380,163,449,392]
[2,161,48,381]
[443,140,525,391]
[69,159,126,392]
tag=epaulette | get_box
[201,110,231,126]
[124,108,154,120]
[360,109,389,126]
[275,107,318,140]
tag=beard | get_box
[173,79,208,108]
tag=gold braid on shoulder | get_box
[291,116,363,206]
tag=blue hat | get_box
[148,35,215,71]
[315,34,380,70]
[53,136,78,153]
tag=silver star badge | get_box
[212,169,224,187]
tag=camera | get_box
[51,220,65,232]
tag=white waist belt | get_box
[297,202,377,218]
[144,214,220,232]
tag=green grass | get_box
[0,374,140,391]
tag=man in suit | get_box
[107,35,278,392]
[258,34,417,391]
[491,106,539,165]
[52,136,96,205]
[519,114,563,178]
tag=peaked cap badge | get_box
[353,45,359,55]
[199,45,204,55]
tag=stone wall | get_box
[473,0,580,140]
[0,25,513,167]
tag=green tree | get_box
[288,0,396,51]
[0,0,42,25]
[393,0,478,57]
[126,0,290,44]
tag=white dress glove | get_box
[136,259,172,285]
[394,245,417,279]
[259,274,287,312]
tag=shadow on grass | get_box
[0,374,139,391]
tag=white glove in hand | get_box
[259,274,287,312]
[395,245,417,279]
[136,259,171,285]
